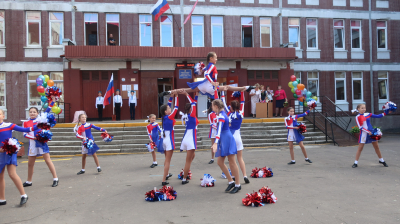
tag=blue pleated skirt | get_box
[87,143,100,155]
[216,130,237,157]
[0,152,18,171]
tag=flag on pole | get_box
[150,0,170,21]
[103,74,114,106]
[184,0,199,25]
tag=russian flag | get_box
[103,74,114,106]
[150,0,170,21]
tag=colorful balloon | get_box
[42,103,48,109]
[306,91,312,97]
[290,75,296,82]
[44,75,50,82]
[291,88,296,94]
[298,84,305,91]
[299,101,304,106]
[296,78,300,84]
[298,97,305,102]
[295,89,302,95]
[51,106,59,113]
[293,93,298,98]
[312,96,318,101]
[43,81,47,88]
[38,75,45,81]
[41,96,47,103]
[288,82,293,88]
[47,79,54,87]
[57,108,63,115]
[39,91,46,96]
[36,77,43,86]
[37,86,45,93]
[292,81,298,88]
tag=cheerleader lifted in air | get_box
[159,52,255,98]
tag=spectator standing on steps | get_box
[129,90,137,120]
[96,91,104,121]
[114,89,122,121]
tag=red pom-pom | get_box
[259,186,277,204]
[297,123,307,134]
[37,123,51,130]
[250,167,260,178]
[242,192,264,207]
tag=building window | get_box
[0,72,5,107]
[50,72,64,103]
[160,15,173,47]
[106,14,119,46]
[377,21,387,49]
[334,19,344,49]
[28,73,43,107]
[211,16,224,47]
[351,20,361,49]
[260,17,271,48]
[241,17,253,47]
[84,13,98,46]
[0,11,4,46]
[26,12,41,46]
[289,18,300,48]
[352,72,363,101]
[335,72,346,102]
[294,71,301,80]
[306,19,317,49]
[378,72,388,101]
[139,15,152,46]
[307,72,319,99]
[192,16,204,47]
[49,12,63,46]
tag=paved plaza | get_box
[1,135,399,224]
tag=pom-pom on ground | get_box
[178,169,192,180]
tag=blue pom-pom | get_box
[47,113,57,128]
[232,91,241,99]
[83,138,94,150]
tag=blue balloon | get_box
[299,102,304,106]
[306,91,312,97]
[41,96,47,103]
[292,81,298,87]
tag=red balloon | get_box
[37,86,45,93]
[290,75,297,82]
[295,89,302,95]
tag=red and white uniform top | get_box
[204,62,218,83]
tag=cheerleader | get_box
[159,93,179,185]
[22,107,58,188]
[221,90,249,184]
[180,91,199,185]
[212,100,241,194]
[159,52,255,98]
[146,114,161,168]
[74,114,107,174]
[285,107,313,165]
[207,107,217,164]
[0,109,37,206]
[352,104,390,168]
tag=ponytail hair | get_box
[230,100,240,112]
[160,105,168,138]
[184,103,191,115]
[146,114,156,123]
[212,99,224,111]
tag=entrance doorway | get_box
[158,78,173,118]
[247,70,279,116]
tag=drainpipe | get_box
[180,0,184,47]
[279,0,282,45]
[71,0,75,43]
[368,0,374,113]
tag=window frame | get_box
[139,14,153,47]
[351,72,363,102]
[0,11,4,46]
[377,20,387,50]
[288,18,300,49]
[84,13,99,46]
[26,11,41,47]
[260,17,272,48]
[49,12,64,47]
[160,15,173,47]
[27,72,44,108]
[333,19,345,50]
[306,18,318,49]
[50,72,64,103]
[334,72,347,103]
[350,20,362,50]
[191,15,204,47]
[307,72,319,102]
[211,16,224,47]
[241,17,253,48]
[0,72,6,110]
[106,13,120,46]
[377,71,389,103]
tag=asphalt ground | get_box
[1,135,399,224]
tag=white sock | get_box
[182,178,186,181]
[292,160,295,162]
[305,158,309,160]
[379,158,384,162]
[53,178,58,181]
[245,86,250,89]
[228,181,234,184]
[21,194,27,198]
[232,176,235,178]
[25,181,32,184]
[211,159,214,161]
[153,161,157,164]
[354,160,358,164]
[97,166,101,169]
[244,176,247,178]
[167,91,171,94]
[0,199,5,202]
[235,184,241,187]
[81,169,85,172]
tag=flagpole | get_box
[168,7,181,30]
[112,73,115,115]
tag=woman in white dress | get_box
[249,84,261,118]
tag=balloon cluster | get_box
[250,167,273,178]
[200,174,216,187]
[288,75,318,107]
[1,138,22,155]
[242,186,277,207]
[178,169,192,180]
[370,128,382,141]
[145,186,177,202]
[101,133,114,143]
[36,75,61,114]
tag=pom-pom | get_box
[242,192,264,207]
[45,86,62,101]
[200,174,215,187]
[145,186,177,202]
[1,138,22,155]
[259,186,277,204]
[232,91,241,101]
[35,130,53,144]
[221,169,232,179]
[145,142,156,152]
[307,99,317,109]
[194,62,205,76]
[178,169,192,180]
[35,112,57,130]
[101,132,114,143]
[250,167,273,178]
[283,101,289,107]
[297,123,307,134]
[83,138,94,150]
[382,101,397,114]
[370,128,383,141]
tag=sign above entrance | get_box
[179,70,192,79]
[176,63,195,68]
